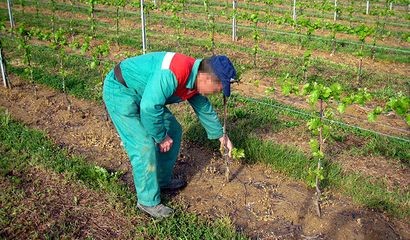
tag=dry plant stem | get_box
[223,95,230,182]
[316,99,323,218]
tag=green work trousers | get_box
[102,70,182,207]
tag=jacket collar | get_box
[186,59,202,89]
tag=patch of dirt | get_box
[334,152,410,192]
[174,152,407,240]
[0,166,142,239]
[257,124,312,155]
[1,77,409,239]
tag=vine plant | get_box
[170,1,183,46]
[354,25,374,87]
[17,26,35,93]
[20,0,25,15]
[328,22,338,55]
[346,1,355,27]
[204,0,216,54]
[51,0,57,33]
[275,77,372,217]
[249,13,259,68]
[90,41,111,100]
[87,0,97,37]
[370,7,393,60]
[178,0,187,33]
[301,18,319,48]
[80,35,93,55]
[50,28,72,110]
[35,0,40,18]
[369,93,410,126]
[301,50,312,81]
[114,0,126,45]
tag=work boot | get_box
[160,178,187,191]
[137,202,174,219]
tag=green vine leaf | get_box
[312,150,324,160]
[368,106,383,122]
[231,148,245,160]
[307,118,321,135]
[309,139,319,152]
[337,103,347,113]
[307,166,324,188]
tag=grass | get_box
[341,173,410,217]
[0,108,247,239]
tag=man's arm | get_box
[188,94,234,156]
[187,94,223,140]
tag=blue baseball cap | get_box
[209,55,237,97]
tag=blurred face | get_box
[196,73,222,95]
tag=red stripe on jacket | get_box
[169,53,198,100]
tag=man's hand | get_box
[159,135,173,153]
[219,135,233,158]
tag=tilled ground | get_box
[0,166,143,239]
[1,77,409,239]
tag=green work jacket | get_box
[118,51,223,143]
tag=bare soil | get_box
[1,76,409,239]
[0,166,143,239]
